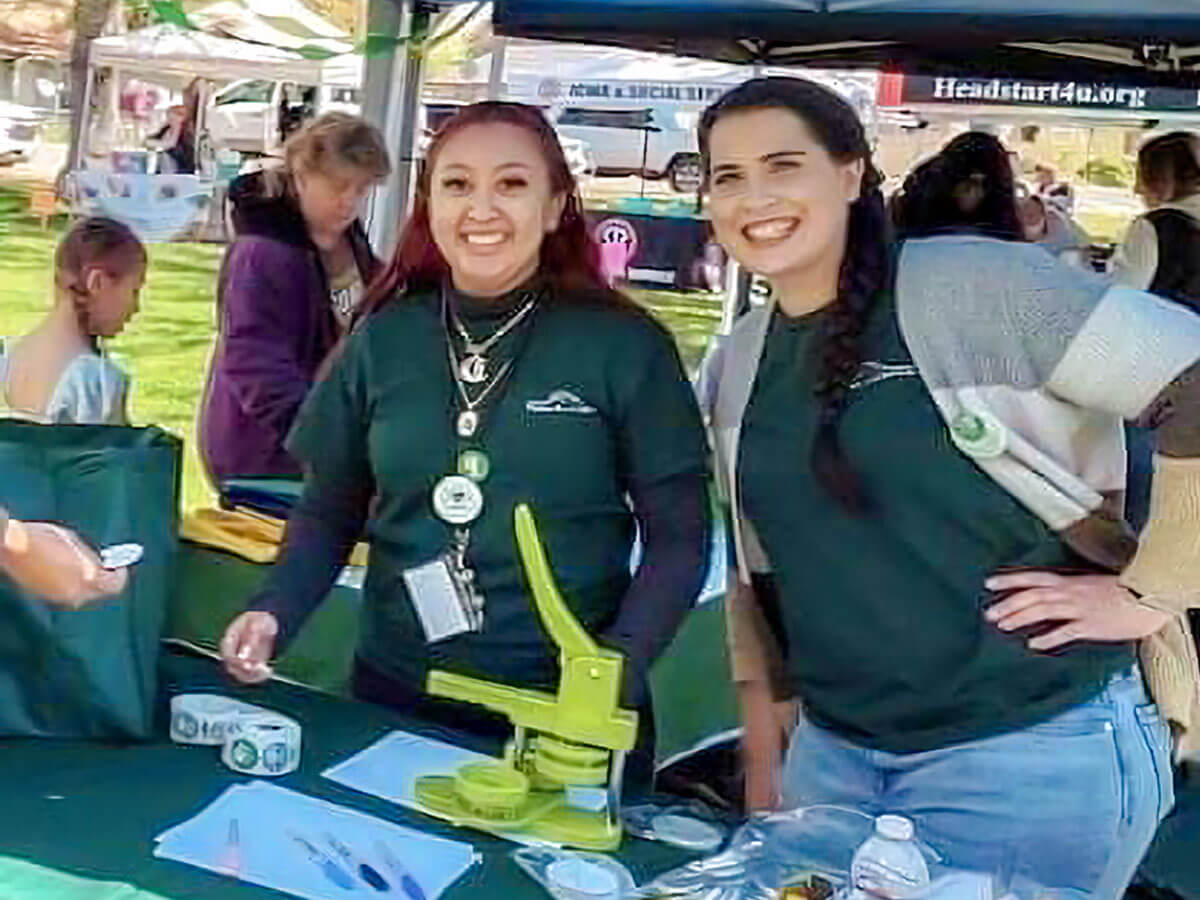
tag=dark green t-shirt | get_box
[288,288,706,690]
[739,298,1134,754]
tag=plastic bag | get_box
[513,846,637,900]
[623,801,729,853]
[632,806,938,900]
[632,805,1079,900]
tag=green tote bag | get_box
[0,422,180,738]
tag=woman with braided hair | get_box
[0,217,144,424]
[704,77,1200,896]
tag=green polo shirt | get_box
[288,287,707,691]
[739,298,1134,754]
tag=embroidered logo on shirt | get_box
[526,389,598,415]
[849,361,919,392]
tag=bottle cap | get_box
[876,814,915,841]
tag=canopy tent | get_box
[504,38,750,86]
[188,0,354,57]
[89,23,330,83]
[492,0,1200,86]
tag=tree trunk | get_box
[59,0,115,188]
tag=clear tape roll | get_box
[221,712,302,777]
[169,694,267,746]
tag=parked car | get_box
[551,104,702,191]
[0,102,44,166]
[205,79,361,155]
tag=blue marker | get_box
[289,831,357,891]
[375,840,427,900]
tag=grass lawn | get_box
[0,181,723,512]
[1077,208,1133,245]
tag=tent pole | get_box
[73,62,96,171]
[487,36,507,100]
[362,0,429,256]
[640,126,649,198]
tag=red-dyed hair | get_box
[355,101,616,323]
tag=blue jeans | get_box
[781,668,1174,899]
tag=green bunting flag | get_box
[145,0,472,59]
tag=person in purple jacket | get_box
[199,112,390,484]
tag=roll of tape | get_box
[170,694,266,746]
[221,712,302,777]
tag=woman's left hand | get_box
[984,571,1172,651]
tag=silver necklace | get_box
[443,296,525,438]
[446,290,538,384]
[447,347,514,438]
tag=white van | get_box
[206,79,361,155]
[0,101,43,166]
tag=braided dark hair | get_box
[892,131,1023,241]
[699,77,890,514]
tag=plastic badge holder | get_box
[622,802,728,853]
[513,847,636,900]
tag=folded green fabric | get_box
[0,857,172,900]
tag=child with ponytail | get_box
[0,217,145,424]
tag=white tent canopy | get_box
[189,0,353,56]
[89,24,328,83]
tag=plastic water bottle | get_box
[849,815,931,899]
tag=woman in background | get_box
[1112,131,1200,311]
[146,78,201,174]
[199,112,390,485]
[891,131,1023,240]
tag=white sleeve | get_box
[1110,216,1158,292]
[1046,285,1200,420]
[51,357,130,425]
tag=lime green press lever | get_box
[414,503,639,850]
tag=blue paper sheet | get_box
[154,780,479,900]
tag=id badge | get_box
[402,555,479,644]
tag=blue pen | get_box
[375,840,427,900]
[289,831,357,891]
[325,833,390,892]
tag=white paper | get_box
[323,731,556,846]
[153,780,479,900]
[323,731,492,808]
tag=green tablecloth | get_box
[169,541,740,769]
[0,652,693,900]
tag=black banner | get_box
[878,72,1200,114]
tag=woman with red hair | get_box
[218,102,709,777]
